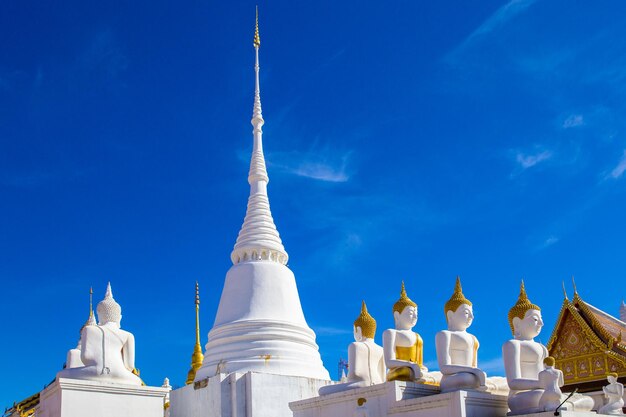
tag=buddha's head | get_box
[393,282,417,330]
[544,356,555,368]
[353,300,376,341]
[97,282,122,327]
[607,372,618,384]
[508,281,542,339]
[444,276,474,330]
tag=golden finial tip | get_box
[562,281,568,300]
[253,6,261,48]
[571,275,578,294]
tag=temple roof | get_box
[3,392,39,417]
[547,291,626,390]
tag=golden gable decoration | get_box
[547,290,626,392]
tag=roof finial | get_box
[254,6,261,48]
[186,281,204,385]
[571,275,578,295]
[562,281,568,300]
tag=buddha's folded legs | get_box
[440,372,481,393]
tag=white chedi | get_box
[195,22,328,381]
[57,283,142,385]
[502,282,593,414]
[319,302,385,395]
[599,373,625,415]
[435,277,487,393]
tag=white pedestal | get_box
[389,389,508,417]
[38,378,169,417]
[170,371,331,417]
[290,381,441,417]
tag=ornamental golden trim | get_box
[253,7,261,48]
[354,300,377,339]
[444,276,472,320]
[507,280,541,334]
[393,281,417,314]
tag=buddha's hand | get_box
[475,370,486,385]
[412,364,423,379]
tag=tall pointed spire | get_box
[231,7,288,266]
[186,281,204,384]
[197,9,329,382]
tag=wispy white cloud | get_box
[313,326,352,336]
[607,150,626,179]
[562,114,584,129]
[515,150,553,169]
[449,0,537,57]
[540,235,559,249]
[471,0,537,39]
[267,149,352,183]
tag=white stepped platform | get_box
[37,378,169,417]
[290,381,512,417]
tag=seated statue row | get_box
[57,283,142,386]
[321,279,488,395]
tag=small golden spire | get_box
[571,275,578,295]
[562,281,568,300]
[186,281,204,385]
[444,276,472,319]
[253,6,261,48]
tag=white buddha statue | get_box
[57,283,142,385]
[538,357,563,412]
[383,282,428,382]
[319,301,385,395]
[435,277,486,392]
[502,281,593,414]
[598,373,625,415]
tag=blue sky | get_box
[2,0,626,407]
